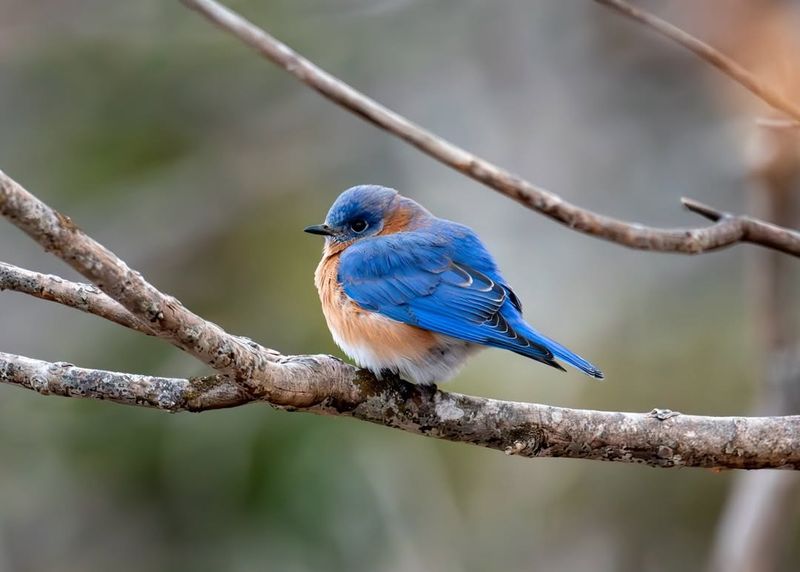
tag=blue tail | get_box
[515,321,604,380]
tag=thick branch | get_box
[2,351,798,470]
[180,0,800,256]
[0,261,153,334]
[595,0,800,127]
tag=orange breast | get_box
[314,251,438,363]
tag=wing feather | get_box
[338,232,552,361]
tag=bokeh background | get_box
[1,1,799,570]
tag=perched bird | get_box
[305,185,603,385]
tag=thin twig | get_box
[681,198,725,223]
[180,0,800,256]
[595,0,800,128]
[0,261,153,335]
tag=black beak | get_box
[304,224,334,236]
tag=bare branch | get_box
[2,171,800,470]
[0,352,250,411]
[0,168,364,407]
[595,0,800,128]
[180,0,800,256]
[2,351,799,470]
[0,169,267,378]
[680,198,800,254]
[0,261,153,335]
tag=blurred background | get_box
[1,0,799,570]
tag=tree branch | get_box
[2,351,799,470]
[594,0,800,128]
[0,169,268,378]
[179,0,800,256]
[0,168,357,407]
[680,198,800,255]
[0,351,249,411]
[0,261,153,335]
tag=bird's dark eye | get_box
[350,219,368,233]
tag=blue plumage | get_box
[307,185,603,382]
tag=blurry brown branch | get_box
[2,351,800,470]
[180,0,800,256]
[595,0,800,128]
[3,168,800,469]
[757,117,800,130]
[680,198,800,256]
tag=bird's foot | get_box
[379,368,403,383]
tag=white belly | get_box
[330,317,480,385]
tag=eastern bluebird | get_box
[305,185,603,385]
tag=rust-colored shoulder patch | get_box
[379,203,415,235]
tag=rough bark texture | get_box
[181,0,800,256]
[3,351,799,470]
[0,261,152,334]
[0,352,249,411]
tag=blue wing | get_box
[338,228,568,372]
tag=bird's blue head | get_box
[305,185,427,246]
